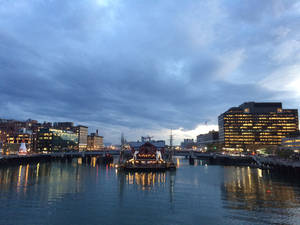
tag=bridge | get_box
[0,150,131,166]
[2,150,299,173]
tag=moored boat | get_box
[117,142,176,171]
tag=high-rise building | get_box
[76,125,88,151]
[218,102,299,149]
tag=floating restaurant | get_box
[118,142,176,171]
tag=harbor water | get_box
[0,157,300,225]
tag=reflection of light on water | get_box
[36,163,40,179]
[128,173,134,184]
[194,160,198,166]
[24,164,29,192]
[17,165,22,190]
[258,168,262,178]
[247,167,251,188]
[176,158,180,168]
[125,172,166,190]
[223,167,300,210]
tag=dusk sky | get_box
[0,0,300,144]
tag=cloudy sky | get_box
[0,0,300,144]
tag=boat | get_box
[117,142,176,171]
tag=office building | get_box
[76,125,88,151]
[37,128,78,152]
[87,131,104,150]
[218,102,299,149]
[197,131,219,147]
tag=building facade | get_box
[0,119,39,153]
[76,125,88,151]
[218,102,299,149]
[0,119,92,153]
[37,128,78,152]
[5,132,32,153]
[197,131,219,147]
[87,132,104,151]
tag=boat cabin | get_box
[118,142,176,171]
[131,142,163,164]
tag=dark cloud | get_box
[0,0,299,143]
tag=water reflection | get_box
[0,157,300,225]
[117,171,175,190]
[0,160,88,199]
[116,170,176,206]
[127,172,165,189]
[222,166,300,210]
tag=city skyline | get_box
[1,0,300,144]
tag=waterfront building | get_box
[218,102,299,149]
[5,132,32,153]
[0,118,91,153]
[87,131,104,150]
[180,139,196,149]
[76,125,88,151]
[197,131,219,147]
[53,123,89,151]
[37,128,78,152]
[0,119,40,153]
